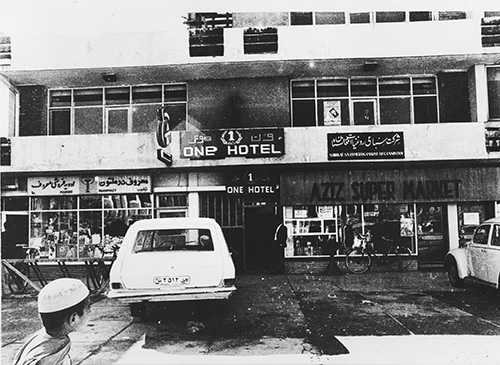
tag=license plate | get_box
[153,276,190,286]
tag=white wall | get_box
[0,76,16,136]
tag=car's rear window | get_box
[132,228,214,252]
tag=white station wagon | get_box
[445,217,500,289]
[108,218,236,317]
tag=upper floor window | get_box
[187,13,232,57]
[0,34,11,67]
[48,84,187,136]
[487,66,500,120]
[291,77,438,127]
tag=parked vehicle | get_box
[107,218,236,317]
[445,218,500,289]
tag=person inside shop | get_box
[321,235,343,276]
[342,218,355,250]
[13,278,91,365]
[271,219,287,274]
[1,218,26,260]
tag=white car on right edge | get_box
[445,217,500,289]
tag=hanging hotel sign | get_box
[180,128,284,160]
[225,171,279,196]
[327,132,404,160]
[28,175,151,196]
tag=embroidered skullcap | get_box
[38,278,89,313]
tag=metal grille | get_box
[199,192,243,227]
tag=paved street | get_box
[2,270,500,364]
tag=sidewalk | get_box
[3,270,500,364]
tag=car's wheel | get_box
[130,302,147,318]
[446,258,464,288]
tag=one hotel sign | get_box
[180,128,284,159]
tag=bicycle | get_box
[3,259,30,294]
[345,234,412,274]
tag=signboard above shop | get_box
[180,128,284,160]
[28,175,151,196]
[225,171,279,196]
[328,132,404,160]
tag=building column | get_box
[188,192,199,218]
[447,203,459,250]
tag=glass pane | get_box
[318,99,349,126]
[108,108,129,133]
[353,101,375,125]
[317,79,348,97]
[412,77,437,95]
[291,12,313,25]
[379,78,410,96]
[351,79,377,96]
[49,109,71,135]
[79,211,102,257]
[132,104,161,133]
[376,11,406,23]
[3,197,28,211]
[132,85,162,104]
[292,100,316,126]
[350,12,370,24]
[74,89,103,106]
[158,194,188,208]
[80,195,103,209]
[487,67,500,119]
[414,96,438,124]
[163,84,187,102]
[50,90,71,107]
[410,11,432,22]
[31,196,76,210]
[105,87,130,105]
[315,12,345,25]
[291,80,315,98]
[380,98,411,124]
[74,107,103,134]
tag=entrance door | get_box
[244,204,277,272]
[417,204,448,267]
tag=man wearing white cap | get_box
[13,278,91,365]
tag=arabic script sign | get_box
[28,175,151,196]
[180,128,284,160]
[327,132,405,160]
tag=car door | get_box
[467,224,491,282]
[485,224,500,285]
[120,226,224,290]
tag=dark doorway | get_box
[244,204,277,272]
[417,203,448,268]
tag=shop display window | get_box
[284,203,416,257]
[29,194,152,260]
[457,202,494,246]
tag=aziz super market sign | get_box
[180,128,284,159]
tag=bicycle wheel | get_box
[386,246,412,271]
[345,248,372,274]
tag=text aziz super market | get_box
[310,179,462,202]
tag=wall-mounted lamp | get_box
[101,72,117,82]
[363,61,378,72]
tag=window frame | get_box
[48,84,188,136]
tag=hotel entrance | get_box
[244,203,278,272]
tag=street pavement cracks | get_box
[2,270,500,364]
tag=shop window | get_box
[315,12,345,25]
[284,203,415,258]
[29,194,152,260]
[487,67,500,120]
[317,99,349,126]
[376,11,406,23]
[290,12,313,25]
[243,27,278,54]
